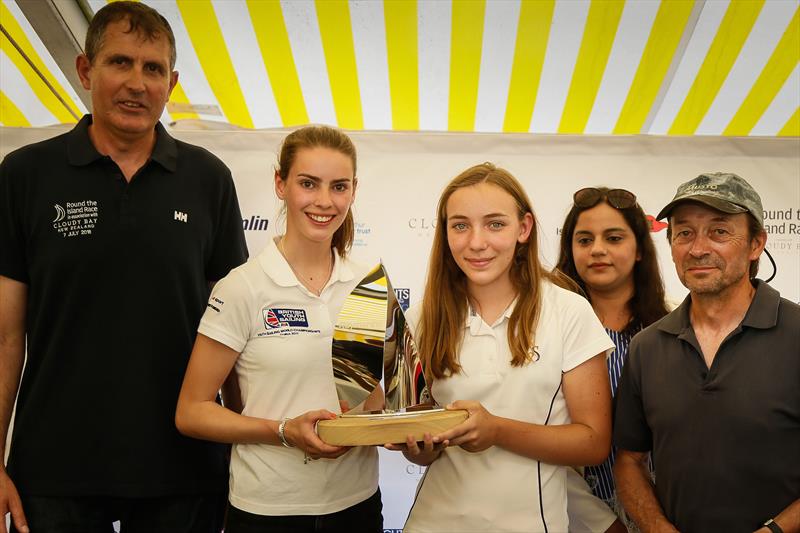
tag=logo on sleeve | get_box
[207,296,224,313]
[52,200,98,238]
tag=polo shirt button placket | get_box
[120,187,132,229]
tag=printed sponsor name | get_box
[243,215,269,231]
[354,222,371,247]
[207,296,224,313]
[408,217,437,229]
[394,288,410,311]
[406,464,427,475]
[683,183,718,191]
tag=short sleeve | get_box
[198,268,254,352]
[0,155,29,283]
[613,335,653,452]
[206,167,248,282]
[556,288,614,373]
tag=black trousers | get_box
[225,489,383,533]
[12,493,226,533]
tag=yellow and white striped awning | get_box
[1,0,798,135]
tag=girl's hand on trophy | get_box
[385,433,443,466]
[286,409,351,459]
[433,401,497,453]
[338,399,351,413]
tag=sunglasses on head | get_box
[573,188,637,210]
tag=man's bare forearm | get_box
[758,498,800,533]
[0,277,27,466]
[614,449,678,533]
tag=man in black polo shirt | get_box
[0,2,247,532]
[613,172,799,533]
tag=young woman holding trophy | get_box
[175,126,382,532]
[392,163,614,532]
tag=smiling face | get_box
[571,202,639,296]
[445,182,533,296]
[77,19,177,143]
[669,202,764,296]
[275,146,356,247]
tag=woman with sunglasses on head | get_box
[556,187,670,532]
[175,126,382,533]
[391,164,615,532]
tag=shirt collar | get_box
[257,237,354,291]
[658,279,779,335]
[465,297,517,334]
[66,114,177,172]
[740,279,780,329]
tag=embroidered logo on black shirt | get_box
[52,200,98,238]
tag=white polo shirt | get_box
[404,281,613,532]
[198,239,379,516]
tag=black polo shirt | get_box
[0,115,248,497]
[614,280,800,533]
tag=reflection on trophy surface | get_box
[319,264,467,446]
[331,264,387,413]
[383,286,428,411]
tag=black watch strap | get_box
[764,519,783,533]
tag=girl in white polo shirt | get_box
[175,126,381,532]
[393,163,614,532]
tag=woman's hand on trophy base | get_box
[287,409,352,459]
[433,400,497,453]
[385,433,443,466]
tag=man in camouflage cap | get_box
[656,172,765,226]
[613,172,800,533]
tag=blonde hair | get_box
[417,163,564,381]
[276,125,357,258]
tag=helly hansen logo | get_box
[174,211,188,223]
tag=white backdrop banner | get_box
[2,126,799,530]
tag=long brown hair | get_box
[275,125,357,258]
[418,163,561,380]
[556,187,668,333]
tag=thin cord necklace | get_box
[278,236,333,296]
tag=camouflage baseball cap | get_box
[656,172,764,226]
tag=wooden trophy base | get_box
[317,409,469,446]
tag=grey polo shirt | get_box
[614,280,800,533]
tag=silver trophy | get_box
[317,264,467,446]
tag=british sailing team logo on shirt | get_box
[260,308,319,337]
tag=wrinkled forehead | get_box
[669,201,747,224]
[96,18,174,64]
[100,19,163,46]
